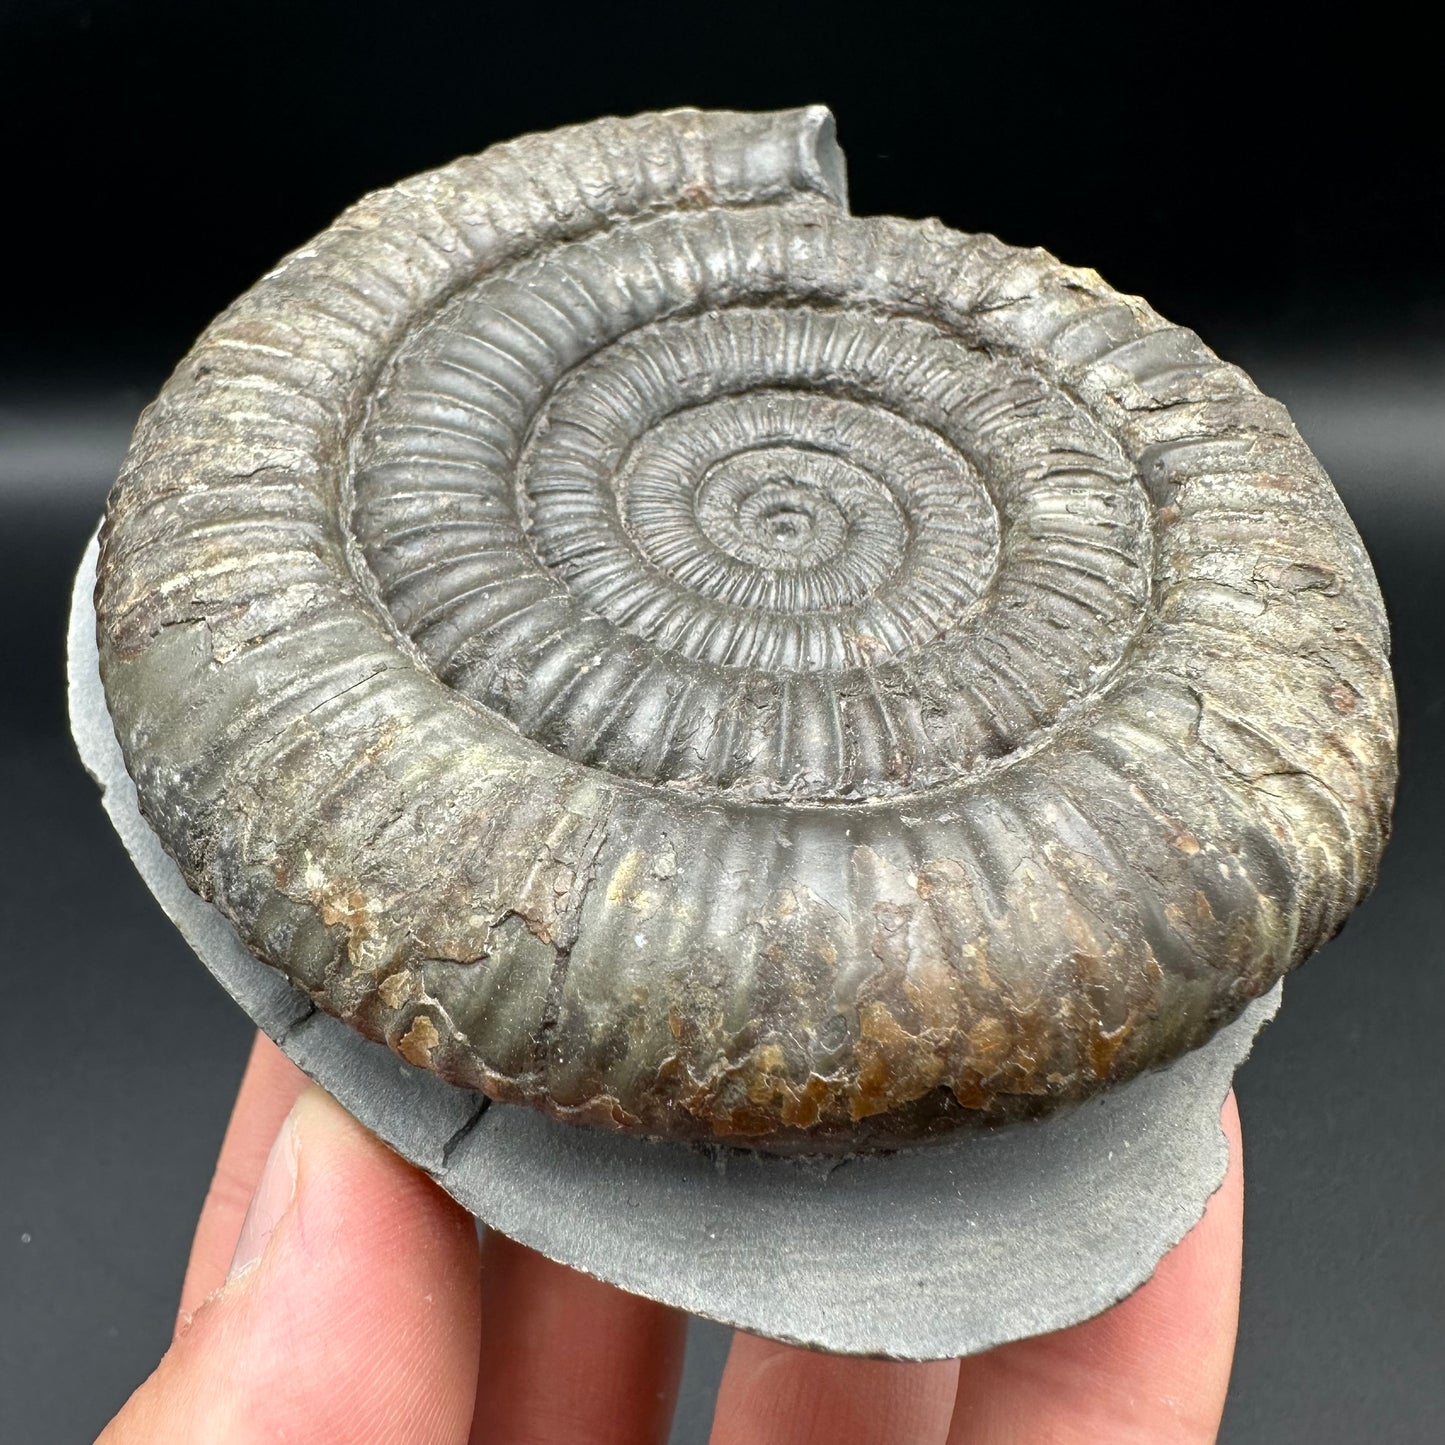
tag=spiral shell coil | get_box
[96,108,1396,1151]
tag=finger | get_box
[709,1334,960,1445]
[948,1090,1245,1445]
[100,1086,482,1445]
[178,1030,309,1327]
[469,1230,686,1445]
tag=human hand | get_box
[98,1032,1243,1444]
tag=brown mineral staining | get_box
[779,1076,831,1130]
[316,887,371,965]
[94,106,1396,1153]
[853,1003,947,1120]
[377,972,413,1009]
[397,1016,441,1068]
[1089,1018,1132,1080]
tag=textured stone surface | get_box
[70,540,1279,1357]
[94,107,1395,1152]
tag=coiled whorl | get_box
[96,107,1396,1151]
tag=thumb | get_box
[98,1087,481,1445]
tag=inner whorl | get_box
[95,107,1396,1152]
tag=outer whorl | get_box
[96,107,1396,1152]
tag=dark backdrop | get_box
[4,0,1444,384]
[2,4,1441,1442]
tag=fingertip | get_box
[470,1230,686,1445]
[1220,1089,1243,1199]
[710,1333,960,1445]
[948,1089,1245,1445]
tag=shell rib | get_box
[96,107,1396,1151]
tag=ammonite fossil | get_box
[96,106,1396,1154]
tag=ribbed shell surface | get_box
[95,107,1396,1151]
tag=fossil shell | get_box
[96,107,1396,1152]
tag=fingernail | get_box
[226,1107,300,1283]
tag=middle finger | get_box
[469,1230,688,1445]
[709,1333,961,1445]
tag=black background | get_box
[1,3,1441,1441]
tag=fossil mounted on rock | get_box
[95,107,1396,1154]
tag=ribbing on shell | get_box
[95,107,1396,1152]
